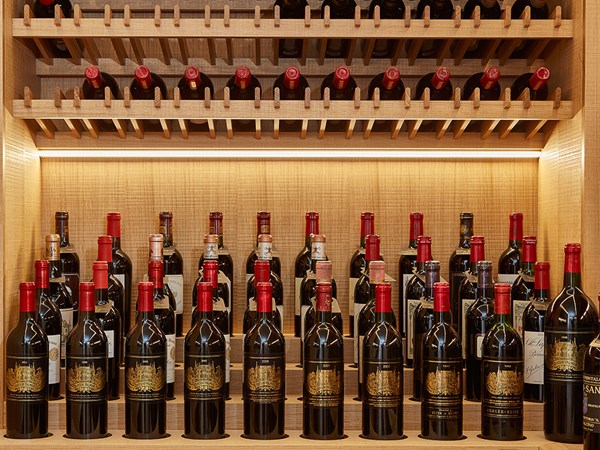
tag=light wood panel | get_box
[40,160,537,334]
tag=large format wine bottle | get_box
[34,260,62,400]
[412,260,440,401]
[367,0,406,58]
[545,243,598,443]
[246,212,282,280]
[33,0,74,57]
[92,261,121,400]
[320,66,358,131]
[5,282,49,439]
[303,282,344,440]
[420,282,463,440]
[415,67,453,101]
[459,235,485,357]
[584,301,600,450]
[178,65,215,129]
[130,65,169,131]
[66,282,108,439]
[243,282,286,439]
[416,0,454,57]
[273,67,311,131]
[159,212,184,336]
[511,0,548,20]
[226,66,262,132]
[367,68,405,131]
[244,260,283,334]
[460,1,500,57]
[462,67,501,100]
[361,282,403,440]
[124,282,167,439]
[148,234,178,328]
[45,233,73,367]
[274,0,308,57]
[497,212,523,285]
[55,211,80,310]
[511,67,550,100]
[449,212,473,332]
[184,282,226,439]
[481,284,524,440]
[399,212,423,337]
[465,260,495,401]
[511,236,536,337]
[97,235,124,357]
[82,66,120,131]
[405,235,432,367]
[294,211,319,336]
[522,261,550,402]
[321,0,356,58]
[148,260,176,400]
[107,212,132,335]
[349,212,375,338]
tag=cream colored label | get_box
[225,334,231,383]
[462,299,476,359]
[476,334,485,359]
[60,308,73,359]
[48,334,61,384]
[167,274,184,315]
[105,329,115,359]
[497,273,519,285]
[524,331,544,385]
[167,334,176,384]
[311,242,326,261]
[513,299,531,338]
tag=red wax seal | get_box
[333,66,351,90]
[316,282,333,313]
[366,234,380,261]
[529,67,550,91]
[375,282,392,313]
[107,212,121,238]
[431,67,451,90]
[197,282,213,313]
[480,67,500,90]
[20,282,36,313]
[134,65,152,90]
[382,67,400,90]
[235,66,251,89]
[433,282,451,313]
[361,212,375,237]
[137,282,155,312]
[494,284,512,315]
[256,282,273,313]
[417,235,432,263]
[306,212,319,236]
[410,212,424,240]
[534,261,550,290]
[78,282,96,312]
[85,66,103,89]
[92,261,109,290]
[284,66,301,90]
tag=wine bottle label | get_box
[301,303,312,339]
[524,331,544,385]
[66,356,108,402]
[497,273,519,285]
[166,334,176,384]
[95,302,112,314]
[154,295,170,310]
[295,276,304,317]
[105,329,115,359]
[331,297,342,314]
[6,356,48,401]
[213,297,227,312]
[225,334,231,384]
[363,358,403,408]
[204,242,219,260]
[476,334,485,360]
[114,273,126,292]
[401,273,413,334]
[461,298,476,359]
[243,354,285,403]
[276,305,284,334]
[60,307,74,360]
[349,277,359,321]
[407,298,421,360]
[48,334,61,384]
[256,242,273,261]
[545,330,596,383]
[310,242,326,261]
[62,273,80,305]
[482,359,523,421]
[248,297,257,312]
[512,300,530,338]
[422,358,463,421]
[584,372,600,434]
[166,274,184,315]
[304,358,344,408]
[125,355,167,401]
[185,353,226,400]
[218,271,232,313]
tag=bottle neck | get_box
[49,259,62,278]
[95,287,109,305]
[198,309,214,321]
[160,221,174,247]
[509,239,522,250]
[137,310,155,322]
[522,261,534,276]
[112,236,121,250]
[77,309,96,324]
[433,310,452,325]
[563,271,582,289]
[495,313,512,326]
[36,286,50,300]
[533,288,549,302]
[316,309,332,323]
[19,311,37,322]
[257,310,274,322]
[154,286,165,299]
[56,220,70,247]
[305,235,312,248]
[459,219,473,248]
[477,272,493,299]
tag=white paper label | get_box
[166,333,176,383]
[248,297,257,312]
[359,336,365,387]
[354,302,365,364]
[114,273,126,291]
[513,299,531,338]
[48,334,61,384]
[462,298,476,359]
[276,305,284,333]
[407,298,422,360]
[218,271,232,313]
[60,307,73,359]
[331,297,342,314]
[402,273,413,334]
[256,242,273,260]
[349,277,359,321]
[105,329,115,359]
[167,274,184,315]
[497,273,520,285]
[301,304,311,340]
[225,334,231,383]
[204,243,218,260]
[295,277,304,316]
[524,331,544,385]
[311,242,326,261]
[476,334,484,359]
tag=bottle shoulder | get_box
[244,320,286,353]
[547,286,599,326]
[423,323,462,356]
[483,323,523,358]
[67,319,108,353]
[126,319,167,350]
[185,320,226,352]
[6,319,49,353]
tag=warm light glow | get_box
[38,149,542,159]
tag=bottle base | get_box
[64,432,111,439]
[360,433,407,440]
[300,434,347,440]
[544,433,583,444]
[123,433,169,439]
[478,434,526,441]
[241,433,288,440]
[182,433,229,440]
[419,434,466,441]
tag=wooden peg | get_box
[224,5,230,26]
[454,87,461,109]
[324,6,331,27]
[130,38,145,64]
[301,119,309,139]
[255,119,261,139]
[130,118,143,139]
[74,5,82,26]
[521,6,531,28]
[224,87,230,108]
[305,5,311,26]
[173,87,181,108]
[454,5,461,27]
[503,5,511,28]
[391,119,403,139]
[174,5,181,26]
[404,5,411,27]
[274,5,280,27]
[354,5,361,27]
[205,5,211,27]
[373,5,381,27]
[304,87,311,109]
[24,4,32,26]
[423,6,431,27]
[104,5,112,26]
[273,87,281,109]
[404,87,411,109]
[124,87,132,108]
[323,87,331,109]
[160,119,171,139]
[552,6,562,28]
[318,119,327,139]
[473,5,480,27]
[503,87,511,109]
[423,88,431,109]
[518,87,531,109]
[552,87,561,109]
[104,86,112,108]
[363,120,375,139]
[73,86,81,108]
[54,87,64,108]
[373,88,380,109]
[155,6,162,26]
[124,5,131,26]
[345,120,356,139]
[254,87,261,109]
[204,87,212,109]
[255,6,261,27]
[354,87,361,109]
[178,118,188,139]
[154,86,162,108]
[472,87,480,109]
[54,4,63,26]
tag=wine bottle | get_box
[523,261,550,402]
[449,212,473,332]
[184,282,226,439]
[545,243,598,443]
[511,236,536,338]
[303,282,344,440]
[412,260,440,401]
[107,212,133,335]
[92,261,121,401]
[177,65,215,128]
[481,283,524,440]
[584,300,600,450]
[274,0,309,57]
[465,260,495,401]
[367,0,406,58]
[460,1,501,57]
[511,67,550,100]
[459,235,485,358]
[244,260,283,334]
[148,260,176,400]
[512,0,549,20]
[420,282,463,440]
[158,212,184,337]
[273,66,310,131]
[246,212,282,281]
[226,66,262,132]
[66,281,109,439]
[405,235,432,367]
[361,282,403,440]
[320,66,358,131]
[354,234,383,356]
[55,211,80,313]
[45,233,74,367]
[321,0,357,58]
[34,260,62,400]
[367,68,405,131]
[399,212,423,338]
[148,234,178,333]
[33,0,74,57]
[349,212,375,338]
[124,282,167,439]
[497,212,523,285]
[415,67,453,101]
[462,67,501,101]
[5,282,49,439]
[82,66,120,131]
[130,65,169,131]
[357,261,396,399]
[243,282,286,439]
[416,0,454,58]
[294,211,319,337]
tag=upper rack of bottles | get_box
[11,2,576,147]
